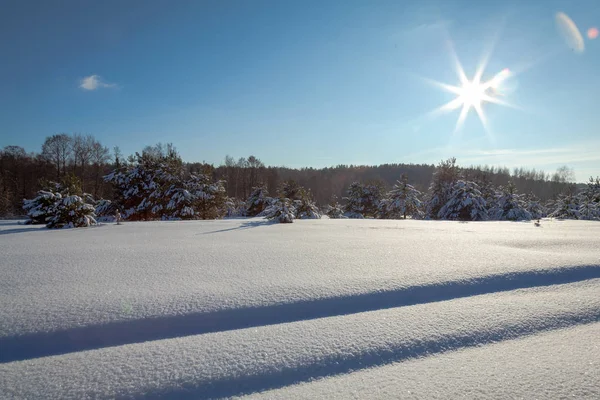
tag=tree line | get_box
[0,133,584,218]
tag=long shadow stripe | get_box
[142,314,600,399]
[1,264,599,363]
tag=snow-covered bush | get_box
[491,183,532,221]
[379,176,422,219]
[325,200,345,219]
[257,197,277,217]
[94,199,116,222]
[438,180,488,221]
[263,197,295,223]
[579,201,599,221]
[223,198,247,218]
[23,190,61,225]
[525,195,546,220]
[46,195,97,229]
[548,193,580,220]
[279,180,302,201]
[344,181,383,218]
[294,189,321,219]
[246,186,270,217]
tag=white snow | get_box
[1,218,599,399]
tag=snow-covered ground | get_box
[1,218,599,399]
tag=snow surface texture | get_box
[1,218,599,399]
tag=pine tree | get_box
[94,199,117,222]
[438,180,488,221]
[524,194,546,220]
[46,195,97,228]
[475,172,496,206]
[578,177,600,220]
[185,173,227,220]
[426,158,460,219]
[164,185,196,220]
[343,181,383,218]
[23,190,61,225]
[491,181,532,221]
[326,196,345,219]
[548,193,580,219]
[294,188,321,219]
[246,185,270,216]
[379,175,422,219]
[104,148,183,220]
[263,197,295,223]
[223,197,246,218]
[579,199,599,220]
[280,180,302,201]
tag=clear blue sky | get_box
[1,0,599,181]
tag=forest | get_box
[0,133,589,220]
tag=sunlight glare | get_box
[588,27,599,40]
[556,12,585,53]
[426,53,514,136]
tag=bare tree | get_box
[552,165,575,183]
[72,134,94,184]
[41,134,72,180]
[90,140,111,198]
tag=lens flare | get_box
[588,27,599,40]
[555,12,585,53]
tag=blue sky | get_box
[1,0,599,181]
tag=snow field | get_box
[1,218,599,398]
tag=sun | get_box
[461,81,486,108]
[424,38,515,140]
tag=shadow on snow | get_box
[201,219,277,234]
[1,264,599,364]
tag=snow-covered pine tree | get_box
[46,195,97,229]
[246,185,270,217]
[579,198,599,220]
[426,158,460,219]
[325,196,345,219]
[343,181,383,218]
[525,194,546,220]
[294,188,321,219]
[474,172,496,207]
[187,174,227,220]
[548,192,580,219]
[279,180,302,201]
[578,177,600,220]
[164,184,195,220]
[104,147,183,220]
[94,199,117,222]
[23,190,61,225]
[163,173,227,220]
[257,197,277,217]
[491,181,532,221]
[438,180,488,221]
[223,197,246,218]
[263,197,295,223]
[379,175,423,219]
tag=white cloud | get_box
[79,75,117,91]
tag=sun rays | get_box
[426,49,515,140]
[421,27,518,143]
